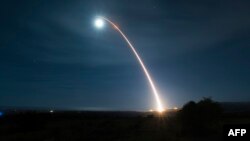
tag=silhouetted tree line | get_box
[177,97,222,135]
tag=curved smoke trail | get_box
[100,17,164,112]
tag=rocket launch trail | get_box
[96,16,164,112]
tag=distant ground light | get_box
[0,111,3,117]
[50,110,54,113]
[173,107,178,110]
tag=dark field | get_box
[0,110,249,141]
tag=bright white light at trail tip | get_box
[94,18,104,28]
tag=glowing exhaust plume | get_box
[95,17,164,112]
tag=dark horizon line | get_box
[1,101,250,111]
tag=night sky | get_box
[0,0,250,111]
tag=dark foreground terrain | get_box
[0,110,249,141]
[1,99,250,141]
